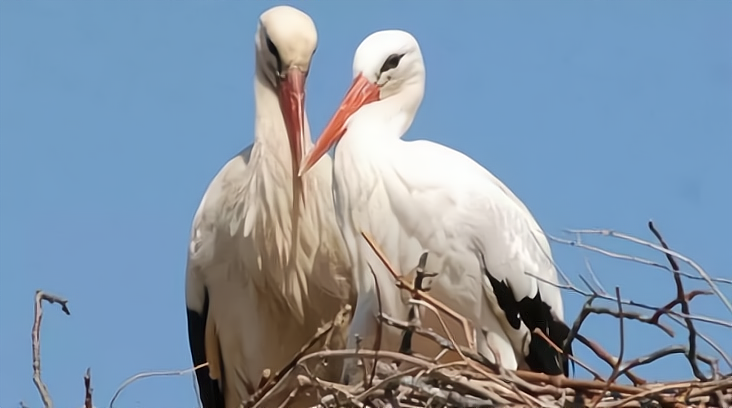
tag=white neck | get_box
[347,80,424,141]
[243,59,315,323]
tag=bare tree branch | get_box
[32,290,70,408]
[84,368,93,408]
[108,363,209,408]
[566,226,732,315]
[648,220,710,381]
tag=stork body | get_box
[300,30,570,382]
[185,7,353,408]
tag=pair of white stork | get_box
[185,5,570,408]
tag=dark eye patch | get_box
[266,37,279,59]
[379,53,405,73]
[266,36,282,73]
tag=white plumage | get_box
[299,29,570,382]
[185,6,354,408]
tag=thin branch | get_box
[528,271,732,328]
[245,304,353,407]
[367,264,383,388]
[32,290,70,408]
[108,363,209,408]
[648,221,710,381]
[532,328,605,381]
[612,287,627,375]
[615,344,719,380]
[398,252,433,356]
[360,231,478,351]
[592,287,627,408]
[567,226,732,315]
[668,314,732,370]
[550,235,732,285]
[650,289,712,324]
[574,333,647,385]
[84,368,93,408]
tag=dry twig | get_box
[108,363,209,408]
[84,368,93,408]
[648,221,710,381]
[565,227,732,315]
[32,290,70,408]
[245,304,353,407]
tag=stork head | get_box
[255,5,317,184]
[299,30,425,176]
[350,29,425,101]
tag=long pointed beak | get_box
[298,73,380,177]
[278,67,308,205]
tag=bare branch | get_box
[361,231,478,351]
[397,251,433,356]
[549,235,732,286]
[528,271,732,328]
[566,226,732,314]
[366,263,383,387]
[668,314,732,370]
[245,304,353,407]
[591,287,627,408]
[32,290,70,408]
[108,363,209,408]
[84,368,93,408]
[648,221,711,381]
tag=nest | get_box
[30,221,732,408]
[243,222,732,408]
[255,359,731,408]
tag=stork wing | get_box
[383,139,569,375]
[185,146,254,408]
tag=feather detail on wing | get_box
[381,139,570,375]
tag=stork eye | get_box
[266,36,282,72]
[380,53,405,73]
[266,37,279,58]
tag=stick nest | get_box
[242,222,732,408]
[28,221,732,408]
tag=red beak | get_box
[278,67,308,207]
[298,73,380,177]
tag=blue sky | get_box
[1,1,731,407]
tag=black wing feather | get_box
[483,259,572,376]
[187,290,226,408]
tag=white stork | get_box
[299,30,571,382]
[185,6,354,408]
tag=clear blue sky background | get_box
[1,1,730,407]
